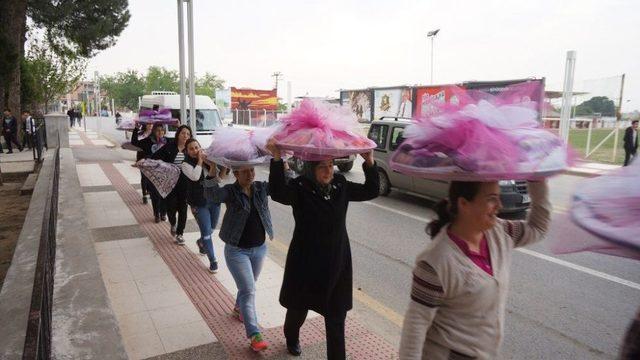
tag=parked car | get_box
[287,155,356,173]
[368,117,531,217]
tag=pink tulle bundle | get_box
[121,142,142,152]
[135,159,181,198]
[564,160,640,257]
[116,118,136,131]
[273,99,376,161]
[138,108,179,125]
[204,127,274,168]
[390,84,571,181]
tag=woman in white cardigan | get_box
[399,180,550,360]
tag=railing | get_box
[231,110,286,127]
[31,117,48,163]
[22,144,59,359]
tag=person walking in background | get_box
[267,140,379,359]
[132,123,168,222]
[152,125,192,244]
[623,120,639,166]
[67,108,75,127]
[74,108,82,128]
[2,109,23,153]
[398,180,550,359]
[21,110,34,150]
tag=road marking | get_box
[363,201,433,223]
[363,200,640,291]
[516,248,640,291]
[267,237,405,327]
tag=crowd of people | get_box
[66,108,83,128]
[1,108,36,154]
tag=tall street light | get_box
[177,0,196,134]
[427,29,440,85]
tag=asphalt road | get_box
[86,117,639,359]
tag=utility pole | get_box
[427,29,440,85]
[272,72,283,92]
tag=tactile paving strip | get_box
[99,160,398,359]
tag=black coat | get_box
[624,126,638,152]
[269,159,379,316]
[131,127,156,161]
[2,116,18,135]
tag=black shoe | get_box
[7,151,13,154]
[161,214,166,221]
[196,239,207,256]
[142,196,148,205]
[155,215,161,223]
[286,340,301,356]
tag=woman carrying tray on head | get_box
[131,122,154,205]
[266,139,379,359]
[181,138,224,273]
[152,125,193,244]
[132,123,168,222]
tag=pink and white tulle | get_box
[137,108,179,125]
[549,160,640,260]
[272,99,376,161]
[204,127,274,169]
[389,83,572,181]
[116,118,136,131]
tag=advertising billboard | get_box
[231,87,278,110]
[373,87,413,119]
[340,90,373,123]
[413,85,462,118]
[464,79,545,121]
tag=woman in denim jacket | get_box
[203,162,292,352]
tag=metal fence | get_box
[231,110,286,127]
[22,144,59,359]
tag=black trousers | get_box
[140,172,150,196]
[165,191,187,235]
[3,133,22,151]
[624,148,637,166]
[148,183,165,218]
[284,309,347,360]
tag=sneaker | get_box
[142,196,148,205]
[196,239,207,256]
[250,333,268,352]
[208,261,218,273]
[175,234,185,245]
[170,225,177,235]
[232,305,244,323]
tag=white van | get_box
[139,91,224,147]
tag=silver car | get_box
[368,117,531,216]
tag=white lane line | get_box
[363,201,433,223]
[364,200,640,291]
[516,248,640,291]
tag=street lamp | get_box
[427,29,440,85]
[177,0,196,134]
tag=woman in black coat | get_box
[152,125,193,243]
[266,140,379,359]
[132,123,154,204]
[132,123,168,222]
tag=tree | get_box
[144,66,179,94]
[574,96,616,117]
[101,70,145,111]
[1,0,129,116]
[24,39,86,112]
[195,72,225,97]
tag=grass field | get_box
[566,128,626,164]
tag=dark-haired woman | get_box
[181,138,222,272]
[153,125,192,244]
[132,123,168,222]
[399,181,550,359]
[132,123,154,205]
[266,140,379,359]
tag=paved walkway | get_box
[69,128,397,359]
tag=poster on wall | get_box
[340,90,373,123]
[373,88,413,119]
[231,87,278,110]
[463,79,545,121]
[413,85,461,118]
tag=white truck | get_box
[139,91,224,147]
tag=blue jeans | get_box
[193,200,221,265]
[224,243,267,338]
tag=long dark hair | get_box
[427,181,483,238]
[174,124,193,144]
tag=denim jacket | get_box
[203,179,273,246]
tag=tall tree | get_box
[0,0,130,116]
[101,70,145,111]
[144,66,179,94]
[24,39,85,112]
[195,72,225,97]
[575,96,617,117]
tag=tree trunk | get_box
[5,0,28,116]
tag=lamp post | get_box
[427,29,440,85]
[177,0,195,135]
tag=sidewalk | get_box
[69,128,397,359]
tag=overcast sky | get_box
[86,0,640,111]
